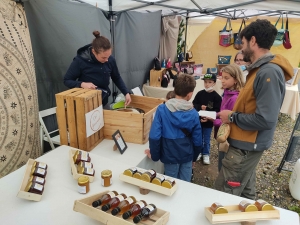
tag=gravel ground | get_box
[193,114,300,213]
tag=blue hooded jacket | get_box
[149,99,202,164]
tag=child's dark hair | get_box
[166,91,175,100]
[174,74,196,97]
[92,31,111,54]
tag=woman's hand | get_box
[81,82,97,89]
[200,117,208,123]
[201,105,207,110]
[144,149,151,159]
[125,93,131,106]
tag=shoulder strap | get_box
[181,128,191,137]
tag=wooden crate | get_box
[204,205,280,224]
[103,95,164,144]
[17,158,44,202]
[73,191,170,225]
[150,69,166,87]
[119,173,177,196]
[69,149,95,182]
[55,88,104,151]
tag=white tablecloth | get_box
[280,85,300,120]
[0,143,299,225]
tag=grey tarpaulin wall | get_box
[24,0,161,111]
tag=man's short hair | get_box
[174,74,196,97]
[239,19,277,50]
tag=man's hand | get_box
[144,149,151,159]
[125,93,131,106]
[81,82,97,89]
[219,110,233,124]
[201,105,207,110]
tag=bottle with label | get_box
[254,199,274,211]
[111,196,137,215]
[25,181,44,195]
[101,170,112,187]
[73,150,91,164]
[123,167,138,177]
[141,169,156,182]
[238,200,258,212]
[122,200,147,220]
[101,193,127,211]
[78,161,93,168]
[133,168,146,179]
[210,202,228,214]
[92,191,118,207]
[31,166,47,178]
[77,176,90,194]
[161,176,176,189]
[33,161,48,170]
[77,166,95,176]
[28,175,45,185]
[152,174,165,185]
[133,203,157,224]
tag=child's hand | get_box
[201,117,208,123]
[206,117,214,122]
[201,105,207,110]
[144,149,151,159]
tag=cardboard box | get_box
[73,191,170,225]
[150,69,166,87]
[103,95,164,144]
[55,88,104,151]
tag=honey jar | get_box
[73,150,91,164]
[132,169,146,179]
[28,175,45,185]
[101,170,112,187]
[78,161,93,168]
[25,181,44,195]
[141,169,156,182]
[31,166,47,178]
[161,176,176,189]
[254,199,274,211]
[33,161,48,170]
[152,174,165,186]
[123,167,137,177]
[78,166,95,176]
[238,200,258,212]
[210,202,228,214]
[77,176,90,194]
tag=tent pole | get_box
[109,0,117,102]
[184,11,189,57]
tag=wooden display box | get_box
[69,149,95,182]
[73,191,170,225]
[205,205,280,224]
[119,173,177,196]
[17,158,44,202]
[103,95,164,144]
[55,88,104,151]
[150,69,166,87]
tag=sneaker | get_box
[203,155,210,165]
[196,153,202,161]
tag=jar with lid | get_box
[152,174,165,186]
[33,161,48,170]
[210,202,228,214]
[101,170,112,187]
[77,176,90,194]
[73,150,91,164]
[28,175,45,185]
[238,200,258,212]
[123,167,137,177]
[133,169,146,179]
[25,181,44,195]
[254,199,274,211]
[141,169,156,182]
[161,176,176,189]
[31,166,47,178]
[78,166,95,176]
[78,161,93,168]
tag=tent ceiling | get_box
[77,0,300,16]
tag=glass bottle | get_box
[141,169,156,182]
[254,199,274,211]
[133,169,146,179]
[92,191,118,207]
[25,181,44,195]
[31,166,47,178]
[161,176,176,189]
[28,175,45,185]
[210,202,228,214]
[123,167,138,177]
[122,200,147,220]
[238,200,258,212]
[133,204,157,224]
[101,193,127,211]
[111,196,137,215]
[152,174,165,185]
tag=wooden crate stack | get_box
[55,88,104,151]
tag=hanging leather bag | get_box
[273,14,285,47]
[233,19,246,50]
[283,14,292,49]
[219,19,233,47]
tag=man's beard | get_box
[242,43,253,63]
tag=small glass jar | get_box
[238,200,258,212]
[78,161,93,168]
[123,167,137,177]
[101,170,112,187]
[132,169,146,179]
[210,202,228,214]
[78,166,95,176]
[161,176,176,189]
[141,169,156,182]
[33,161,48,170]
[78,176,90,194]
[25,181,44,195]
[73,150,91,164]
[254,199,274,211]
[152,174,165,186]
[31,166,47,178]
[28,175,45,185]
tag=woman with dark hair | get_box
[234,51,248,66]
[64,31,131,106]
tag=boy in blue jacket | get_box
[145,74,202,182]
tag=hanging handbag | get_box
[218,55,231,64]
[283,14,292,49]
[219,18,233,47]
[233,19,246,50]
[273,14,285,47]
